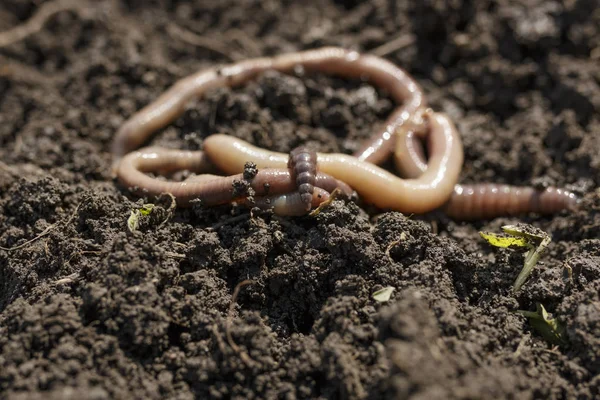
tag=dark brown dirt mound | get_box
[1,0,599,399]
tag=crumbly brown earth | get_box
[1,1,599,399]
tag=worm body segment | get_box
[443,184,580,220]
[288,146,318,208]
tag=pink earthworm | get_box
[115,146,353,214]
[393,124,580,219]
[111,47,425,167]
[442,184,580,220]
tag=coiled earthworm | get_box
[111,47,425,167]
[202,110,463,214]
[115,146,353,215]
[288,146,318,209]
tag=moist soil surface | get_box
[1,1,600,399]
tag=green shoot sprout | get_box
[127,203,155,233]
[479,224,551,292]
[516,303,567,346]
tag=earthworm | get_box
[393,126,581,218]
[443,184,580,220]
[116,146,352,209]
[202,110,463,214]
[111,47,425,166]
[288,146,318,209]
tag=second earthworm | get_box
[111,47,426,169]
[392,124,580,218]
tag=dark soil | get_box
[1,0,600,399]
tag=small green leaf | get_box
[516,304,568,346]
[479,224,552,292]
[127,203,156,233]
[372,286,395,302]
[127,210,141,233]
[479,231,529,248]
[139,204,155,216]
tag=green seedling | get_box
[479,224,551,292]
[372,286,395,302]
[127,203,155,233]
[516,303,567,346]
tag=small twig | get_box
[0,0,85,48]
[210,324,228,355]
[562,259,574,283]
[157,193,177,228]
[166,23,237,62]
[309,187,342,216]
[0,56,54,84]
[208,214,250,231]
[53,272,79,286]
[385,231,409,264]
[370,33,415,57]
[0,198,86,252]
[385,239,400,264]
[430,220,438,235]
[227,28,262,58]
[0,223,57,252]
[164,251,186,259]
[226,279,256,366]
[512,333,530,358]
